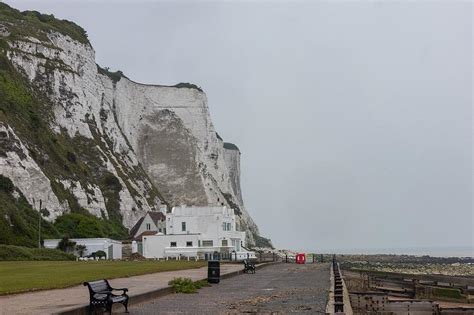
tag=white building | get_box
[129,211,167,240]
[142,206,254,260]
[44,238,123,260]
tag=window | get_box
[202,240,213,247]
[222,239,228,246]
[223,222,232,231]
[146,223,151,230]
[170,242,177,247]
[227,223,231,231]
[186,241,193,247]
[181,222,186,232]
[158,228,162,233]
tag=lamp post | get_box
[38,199,42,248]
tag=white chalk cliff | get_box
[0,5,262,244]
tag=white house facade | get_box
[142,206,254,260]
[44,238,123,259]
[129,211,166,240]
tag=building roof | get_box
[148,211,166,225]
[129,217,144,237]
[129,211,166,238]
[134,230,158,241]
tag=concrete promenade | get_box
[0,263,244,315]
[129,263,330,314]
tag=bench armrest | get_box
[112,287,128,293]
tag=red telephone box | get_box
[296,253,306,264]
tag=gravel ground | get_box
[128,262,330,314]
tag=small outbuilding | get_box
[43,238,123,260]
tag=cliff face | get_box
[0,4,261,245]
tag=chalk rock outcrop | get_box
[0,3,262,244]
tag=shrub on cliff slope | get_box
[0,176,60,247]
[54,212,128,240]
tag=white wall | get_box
[167,206,245,249]
[134,213,158,238]
[143,234,200,259]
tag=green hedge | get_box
[0,245,75,261]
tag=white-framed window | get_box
[222,239,228,246]
[223,222,232,231]
[146,223,151,230]
[181,222,186,232]
[158,228,162,233]
[186,241,193,247]
[202,240,213,247]
[170,242,177,247]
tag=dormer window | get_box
[146,223,151,230]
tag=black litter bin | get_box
[208,260,220,283]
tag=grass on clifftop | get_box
[0,2,89,44]
[0,260,207,295]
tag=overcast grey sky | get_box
[5,0,473,254]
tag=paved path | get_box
[129,263,330,314]
[0,264,243,315]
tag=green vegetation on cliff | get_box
[0,175,128,247]
[0,20,135,244]
[0,176,59,247]
[0,3,89,44]
[54,213,127,240]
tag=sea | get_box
[307,246,473,258]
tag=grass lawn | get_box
[0,260,206,295]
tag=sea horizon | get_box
[299,246,474,258]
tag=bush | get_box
[75,244,87,257]
[53,212,127,240]
[66,151,77,163]
[57,236,76,253]
[102,173,122,190]
[0,189,60,247]
[90,250,106,259]
[173,82,203,92]
[168,277,210,294]
[0,175,14,193]
[0,244,75,261]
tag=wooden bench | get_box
[243,259,256,274]
[83,279,129,314]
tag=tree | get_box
[75,244,87,257]
[57,236,76,253]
